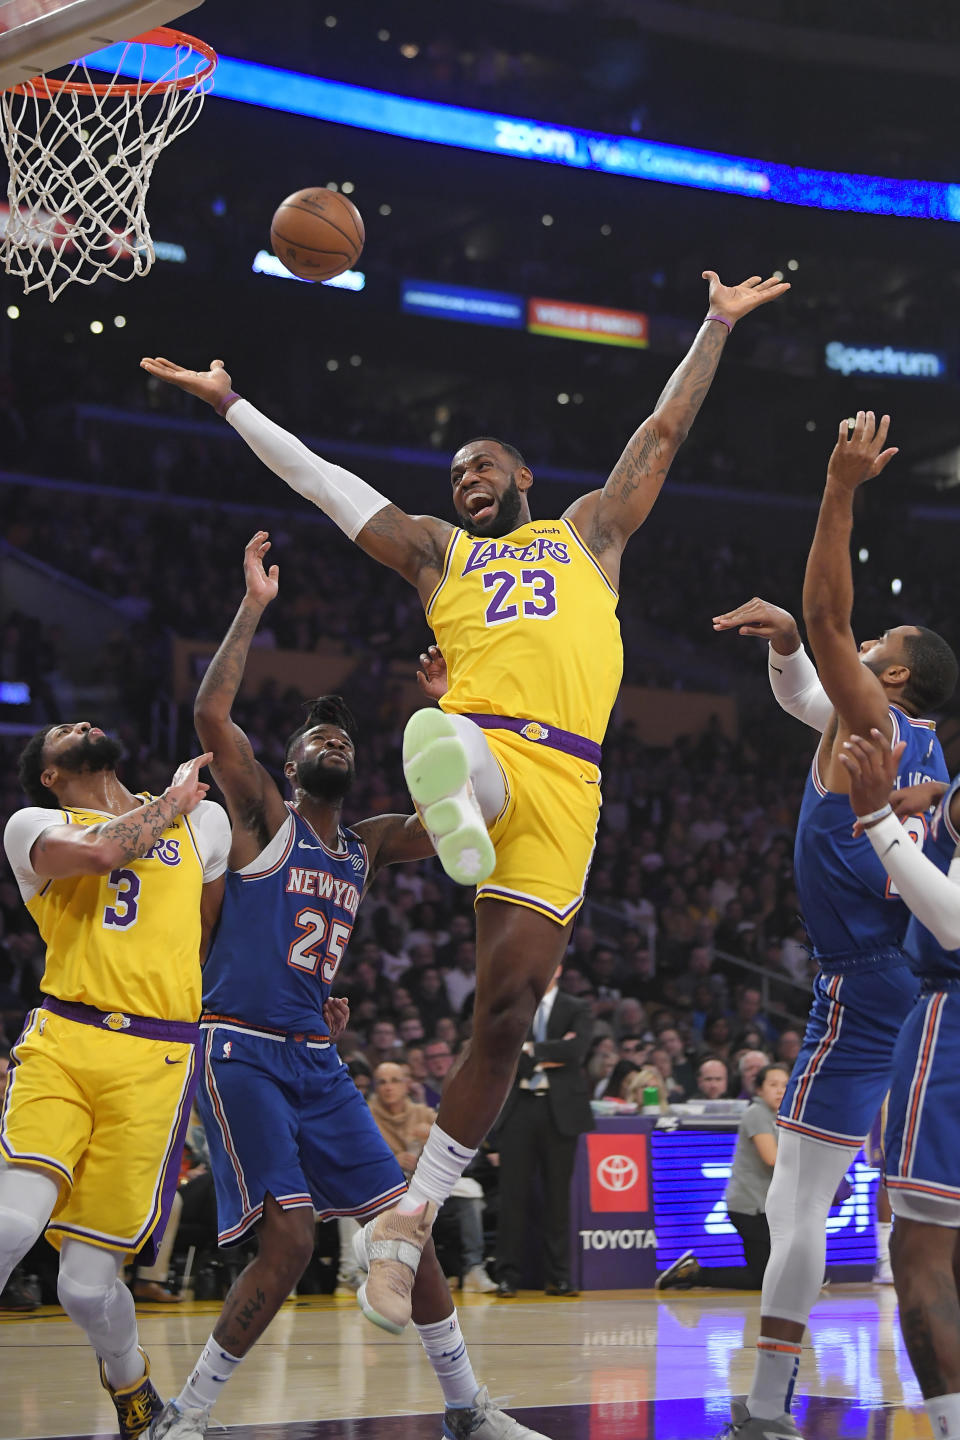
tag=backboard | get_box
[0,0,203,88]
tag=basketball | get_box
[269,188,365,282]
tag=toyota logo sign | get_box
[597,1154,639,1192]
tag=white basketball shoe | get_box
[403,709,495,886]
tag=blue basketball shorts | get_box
[779,960,919,1149]
[197,1023,407,1247]
[885,985,960,1226]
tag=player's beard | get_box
[297,753,355,802]
[461,473,524,538]
[54,731,124,775]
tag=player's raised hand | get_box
[712,597,801,654]
[166,752,214,815]
[243,530,279,608]
[837,729,904,825]
[890,780,949,824]
[827,411,898,492]
[416,644,448,701]
[139,355,234,408]
[702,270,791,326]
[323,995,350,1041]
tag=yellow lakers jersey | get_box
[26,798,206,1022]
[427,519,622,746]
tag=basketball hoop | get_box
[0,26,216,300]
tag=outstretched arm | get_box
[564,271,789,581]
[138,357,452,599]
[194,531,290,864]
[803,411,899,757]
[354,813,435,881]
[712,597,833,733]
[839,731,960,949]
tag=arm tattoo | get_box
[602,320,726,516]
[198,603,262,714]
[360,506,448,576]
[100,792,181,864]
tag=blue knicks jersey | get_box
[795,707,947,961]
[202,805,368,1034]
[905,773,960,981]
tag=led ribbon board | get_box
[81,45,960,222]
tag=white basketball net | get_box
[0,36,214,300]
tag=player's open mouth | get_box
[465,491,496,522]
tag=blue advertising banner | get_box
[401,279,525,328]
[83,46,960,222]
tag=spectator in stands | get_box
[398,1008,426,1046]
[444,939,478,1016]
[650,1044,687,1104]
[364,1019,402,1070]
[422,1039,454,1109]
[736,1050,771,1099]
[586,1036,619,1098]
[412,968,453,1034]
[618,1035,650,1065]
[732,983,778,1046]
[702,1013,733,1063]
[696,1056,731,1100]
[777,1028,803,1068]
[657,1027,696,1097]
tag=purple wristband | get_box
[706,314,732,333]
[216,390,241,417]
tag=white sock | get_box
[747,1337,802,1420]
[415,1311,478,1408]
[876,1220,892,1265]
[177,1334,244,1413]
[398,1124,477,1213]
[927,1394,960,1436]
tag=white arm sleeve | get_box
[225,398,391,540]
[866,813,960,951]
[768,642,834,733]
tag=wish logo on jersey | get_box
[461,536,571,575]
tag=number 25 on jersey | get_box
[287,908,352,982]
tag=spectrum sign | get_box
[528,297,649,348]
[401,279,524,328]
[825,340,947,380]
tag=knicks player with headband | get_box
[1,730,229,1440]
[838,727,960,1440]
[150,532,552,1440]
[140,266,789,1334]
[712,412,956,1439]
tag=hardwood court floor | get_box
[0,1286,931,1439]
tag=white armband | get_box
[866,813,960,950]
[225,397,391,541]
[768,642,834,733]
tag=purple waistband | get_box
[42,997,199,1046]
[463,713,602,769]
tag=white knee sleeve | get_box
[761,1130,859,1327]
[0,1161,60,1290]
[57,1240,125,1329]
[446,715,507,824]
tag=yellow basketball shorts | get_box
[478,727,602,925]
[0,1008,198,1257]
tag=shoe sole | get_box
[356,1279,406,1336]
[403,710,495,887]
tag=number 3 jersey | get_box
[427,519,623,745]
[201,805,368,1037]
[3,797,230,1022]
